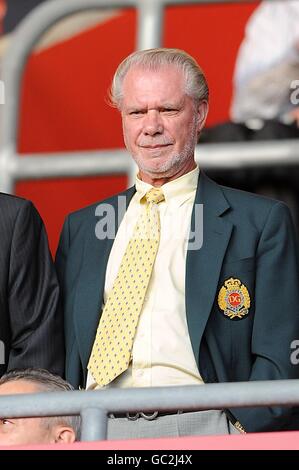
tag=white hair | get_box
[110,48,209,109]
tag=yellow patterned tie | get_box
[88,187,165,386]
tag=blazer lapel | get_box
[186,173,233,364]
[74,186,136,373]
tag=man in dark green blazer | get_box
[56,48,299,436]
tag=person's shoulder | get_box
[0,192,34,214]
[221,184,276,205]
[220,184,290,218]
[0,193,42,237]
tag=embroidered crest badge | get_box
[218,278,250,320]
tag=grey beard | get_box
[132,117,199,176]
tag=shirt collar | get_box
[135,166,199,206]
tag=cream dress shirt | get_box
[87,166,203,389]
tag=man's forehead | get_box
[0,380,39,395]
[121,64,186,105]
[124,63,184,82]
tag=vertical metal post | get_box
[137,0,165,50]
[80,407,108,441]
[0,147,15,193]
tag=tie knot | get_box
[145,188,165,205]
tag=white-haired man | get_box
[56,48,299,439]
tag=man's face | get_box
[0,380,54,446]
[120,64,208,183]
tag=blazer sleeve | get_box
[230,202,299,432]
[7,200,65,377]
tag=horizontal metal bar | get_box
[1,139,299,184]
[1,380,299,419]
[12,150,133,179]
[194,140,299,169]
[162,0,284,5]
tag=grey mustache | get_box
[138,139,174,146]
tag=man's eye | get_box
[162,108,177,114]
[0,419,13,425]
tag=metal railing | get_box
[1,379,299,442]
[1,0,298,193]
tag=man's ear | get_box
[53,425,76,444]
[196,100,209,133]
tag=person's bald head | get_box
[0,368,80,446]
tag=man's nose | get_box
[143,110,163,135]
